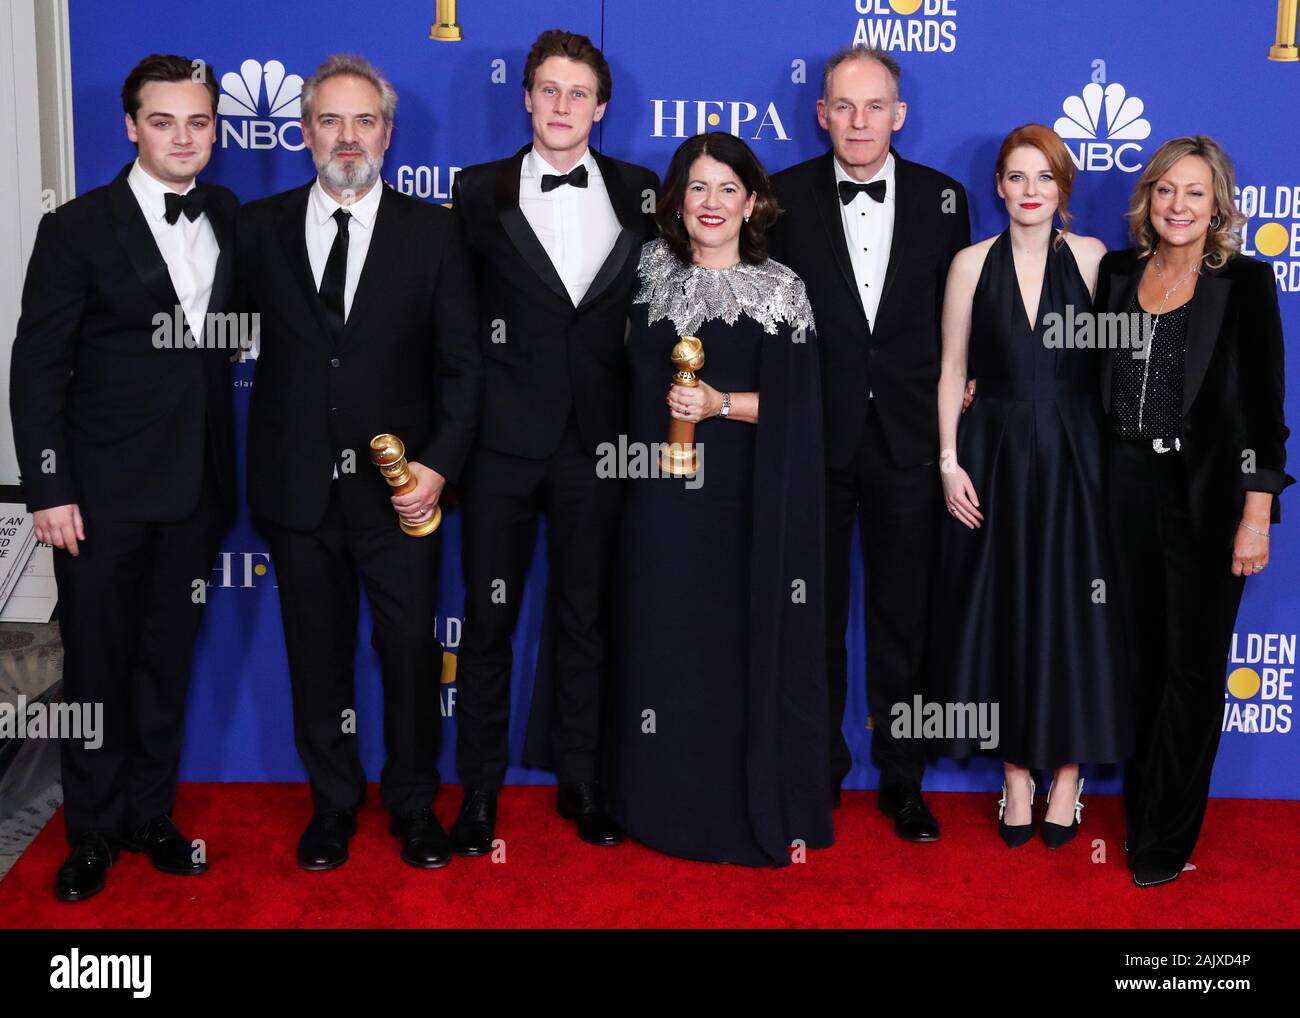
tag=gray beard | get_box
[315,148,382,197]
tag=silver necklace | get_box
[1136,254,1199,432]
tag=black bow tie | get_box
[838,178,887,206]
[163,188,206,224]
[540,164,589,192]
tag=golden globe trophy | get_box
[431,0,463,42]
[660,336,705,476]
[1271,0,1299,60]
[369,434,441,537]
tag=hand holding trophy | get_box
[370,433,441,536]
[660,335,705,476]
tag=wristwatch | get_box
[720,392,732,418]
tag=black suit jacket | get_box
[238,181,483,532]
[1097,248,1294,538]
[453,146,658,459]
[10,163,238,520]
[769,149,970,469]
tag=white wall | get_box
[0,0,74,487]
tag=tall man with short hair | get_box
[11,53,239,900]
[238,54,482,871]
[450,30,658,851]
[770,46,970,840]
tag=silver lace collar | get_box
[632,238,816,337]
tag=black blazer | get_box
[769,149,970,470]
[10,163,238,521]
[238,181,483,532]
[1097,248,1294,538]
[452,145,658,459]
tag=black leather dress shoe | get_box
[1131,860,1182,887]
[390,806,452,869]
[450,788,498,857]
[55,832,118,902]
[557,782,623,846]
[878,785,941,842]
[298,809,356,871]
[124,815,207,875]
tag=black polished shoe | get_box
[450,788,498,857]
[298,809,356,871]
[556,782,623,846]
[54,832,118,902]
[1131,859,1182,888]
[390,805,452,869]
[124,815,207,875]
[878,784,940,842]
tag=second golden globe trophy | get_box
[660,336,705,476]
[430,0,463,42]
[370,434,441,537]
[1271,0,1299,60]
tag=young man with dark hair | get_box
[450,29,658,851]
[10,52,238,901]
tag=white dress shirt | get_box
[834,151,895,332]
[519,147,621,306]
[305,175,384,323]
[128,159,220,341]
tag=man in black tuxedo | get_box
[238,55,481,871]
[10,54,238,900]
[450,30,657,851]
[770,46,969,841]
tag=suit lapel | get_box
[342,184,406,344]
[1182,268,1230,415]
[495,145,571,306]
[203,184,234,315]
[812,151,864,317]
[107,165,182,316]
[1100,260,1145,413]
[275,181,334,344]
[577,148,638,311]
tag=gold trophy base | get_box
[400,504,442,537]
[430,23,462,41]
[1269,43,1299,60]
[659,444,698,476]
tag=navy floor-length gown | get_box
[608,239,833,866]
[926,230,1132,768]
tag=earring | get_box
[744,215,750,223]
[1210,214,1222,230]
[675,210,681,219]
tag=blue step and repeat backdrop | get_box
[63,1,1299,797]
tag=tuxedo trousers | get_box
[825,402,939,793]
[262,482,443,815]
[53,466,224,842]
[456,417,620,790]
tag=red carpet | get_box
[1,785,1296,928]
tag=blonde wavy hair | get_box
[1126,135,1245,269]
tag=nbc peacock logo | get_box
[218,59,306,152]
[1053,80,1151,173]
[1223,631,1294,735]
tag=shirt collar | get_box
[833,151,895,202]
[310,175,384,230]
[524,146,600,181]
[128,158,199,222]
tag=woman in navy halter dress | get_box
[926,126,1132,849]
